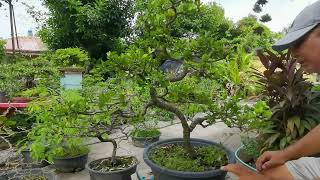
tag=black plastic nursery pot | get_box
[235,145,257,172]
[21,149,49,168]
[143,138,236,180]
[132,135,160,148]
[53,153,88,173]
[86,156,138,180]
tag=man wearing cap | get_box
[224,1,320,180]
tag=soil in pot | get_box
[144,139,235,180]
[89,156,136,172]
[149,144,228,172]
[87,156,138,180]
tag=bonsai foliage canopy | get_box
[102,0,261,157]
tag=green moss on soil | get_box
[149,144,228,172]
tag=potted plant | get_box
[236,50,320,170]
[99,1,248,179]
[131,125,161,148]
[79,76,140,180]
[22,90,90,173]
[86,133,139,180]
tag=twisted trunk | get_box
[97,135,117,164]
[150,87,196,157]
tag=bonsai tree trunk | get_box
[97,135,117,164]
[150,87,196,158]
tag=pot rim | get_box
[235,145,257,172]
[143,138,235,178]
[53,152,89,160]
[132,134,161,140]
[86,156,139,174]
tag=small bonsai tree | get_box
[255,50,320,150]
[24,77,137,165]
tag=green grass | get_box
[149,144,228,172]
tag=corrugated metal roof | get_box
[5,37,47,56]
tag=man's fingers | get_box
[256,153,271,171]
[262,161,273,170]
[223,164,252,176]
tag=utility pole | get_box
[8,0,15,55]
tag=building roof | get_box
[4,37,47,56]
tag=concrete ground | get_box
[55,120,242,180]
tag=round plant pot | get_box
[132,135,160,148]
[53,153,88,173]
[21,149,49,169]
[86,156,138,180]
[143,138,236,180]
[235,145,257,172]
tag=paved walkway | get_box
[56,121,241,180]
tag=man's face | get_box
[292,26,320,73]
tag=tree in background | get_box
[253,0,272,23]
[39,0,135,60]
[227,16,277,53]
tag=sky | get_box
[0,0,318,39]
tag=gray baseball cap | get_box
[272,0,320,51]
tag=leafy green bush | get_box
[0,40,5,61]
[24,90,90,162]
[256,50,320,150]
[0,56,59,98]
[43,48,89,68]
[132,128,161,138]
[214,46,262,97]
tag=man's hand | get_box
[223,164,270,180]
[256,150,289,172]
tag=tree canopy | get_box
[39,0,135,60]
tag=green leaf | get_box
[266,133,280,146]
[298,124,305,136]
[292,116,301,128]
[287,119,295,133]
[280,137,287,149]
[303,121,311,131]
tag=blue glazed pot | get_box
[235,145,257,172]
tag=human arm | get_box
[256,125,320,171]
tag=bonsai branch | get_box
[150,87,196,157]
[142,101,154,116]
[189,116,209,131]
[97,133,117,164]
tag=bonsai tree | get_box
[23,77,138,172]
[24,90,90,163]
[255,50,320,150]
[100,0,265,164]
